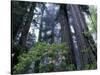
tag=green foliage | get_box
[12,42,71,74]
[88,6,97,33]
[83,62,97,70]
[81,47,97,70]
[66,64,75,71]
[81,47,91,53]
[39,63,54,72]
[82,31,91,38]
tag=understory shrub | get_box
[12,42,75,74]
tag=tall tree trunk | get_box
[78,6,97,60]
[59,4,76,68]
[68,5,96,69]
[19,3,36,49]
[11,2,35,71]
[11,1,28,41]
[38,4,45,42]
